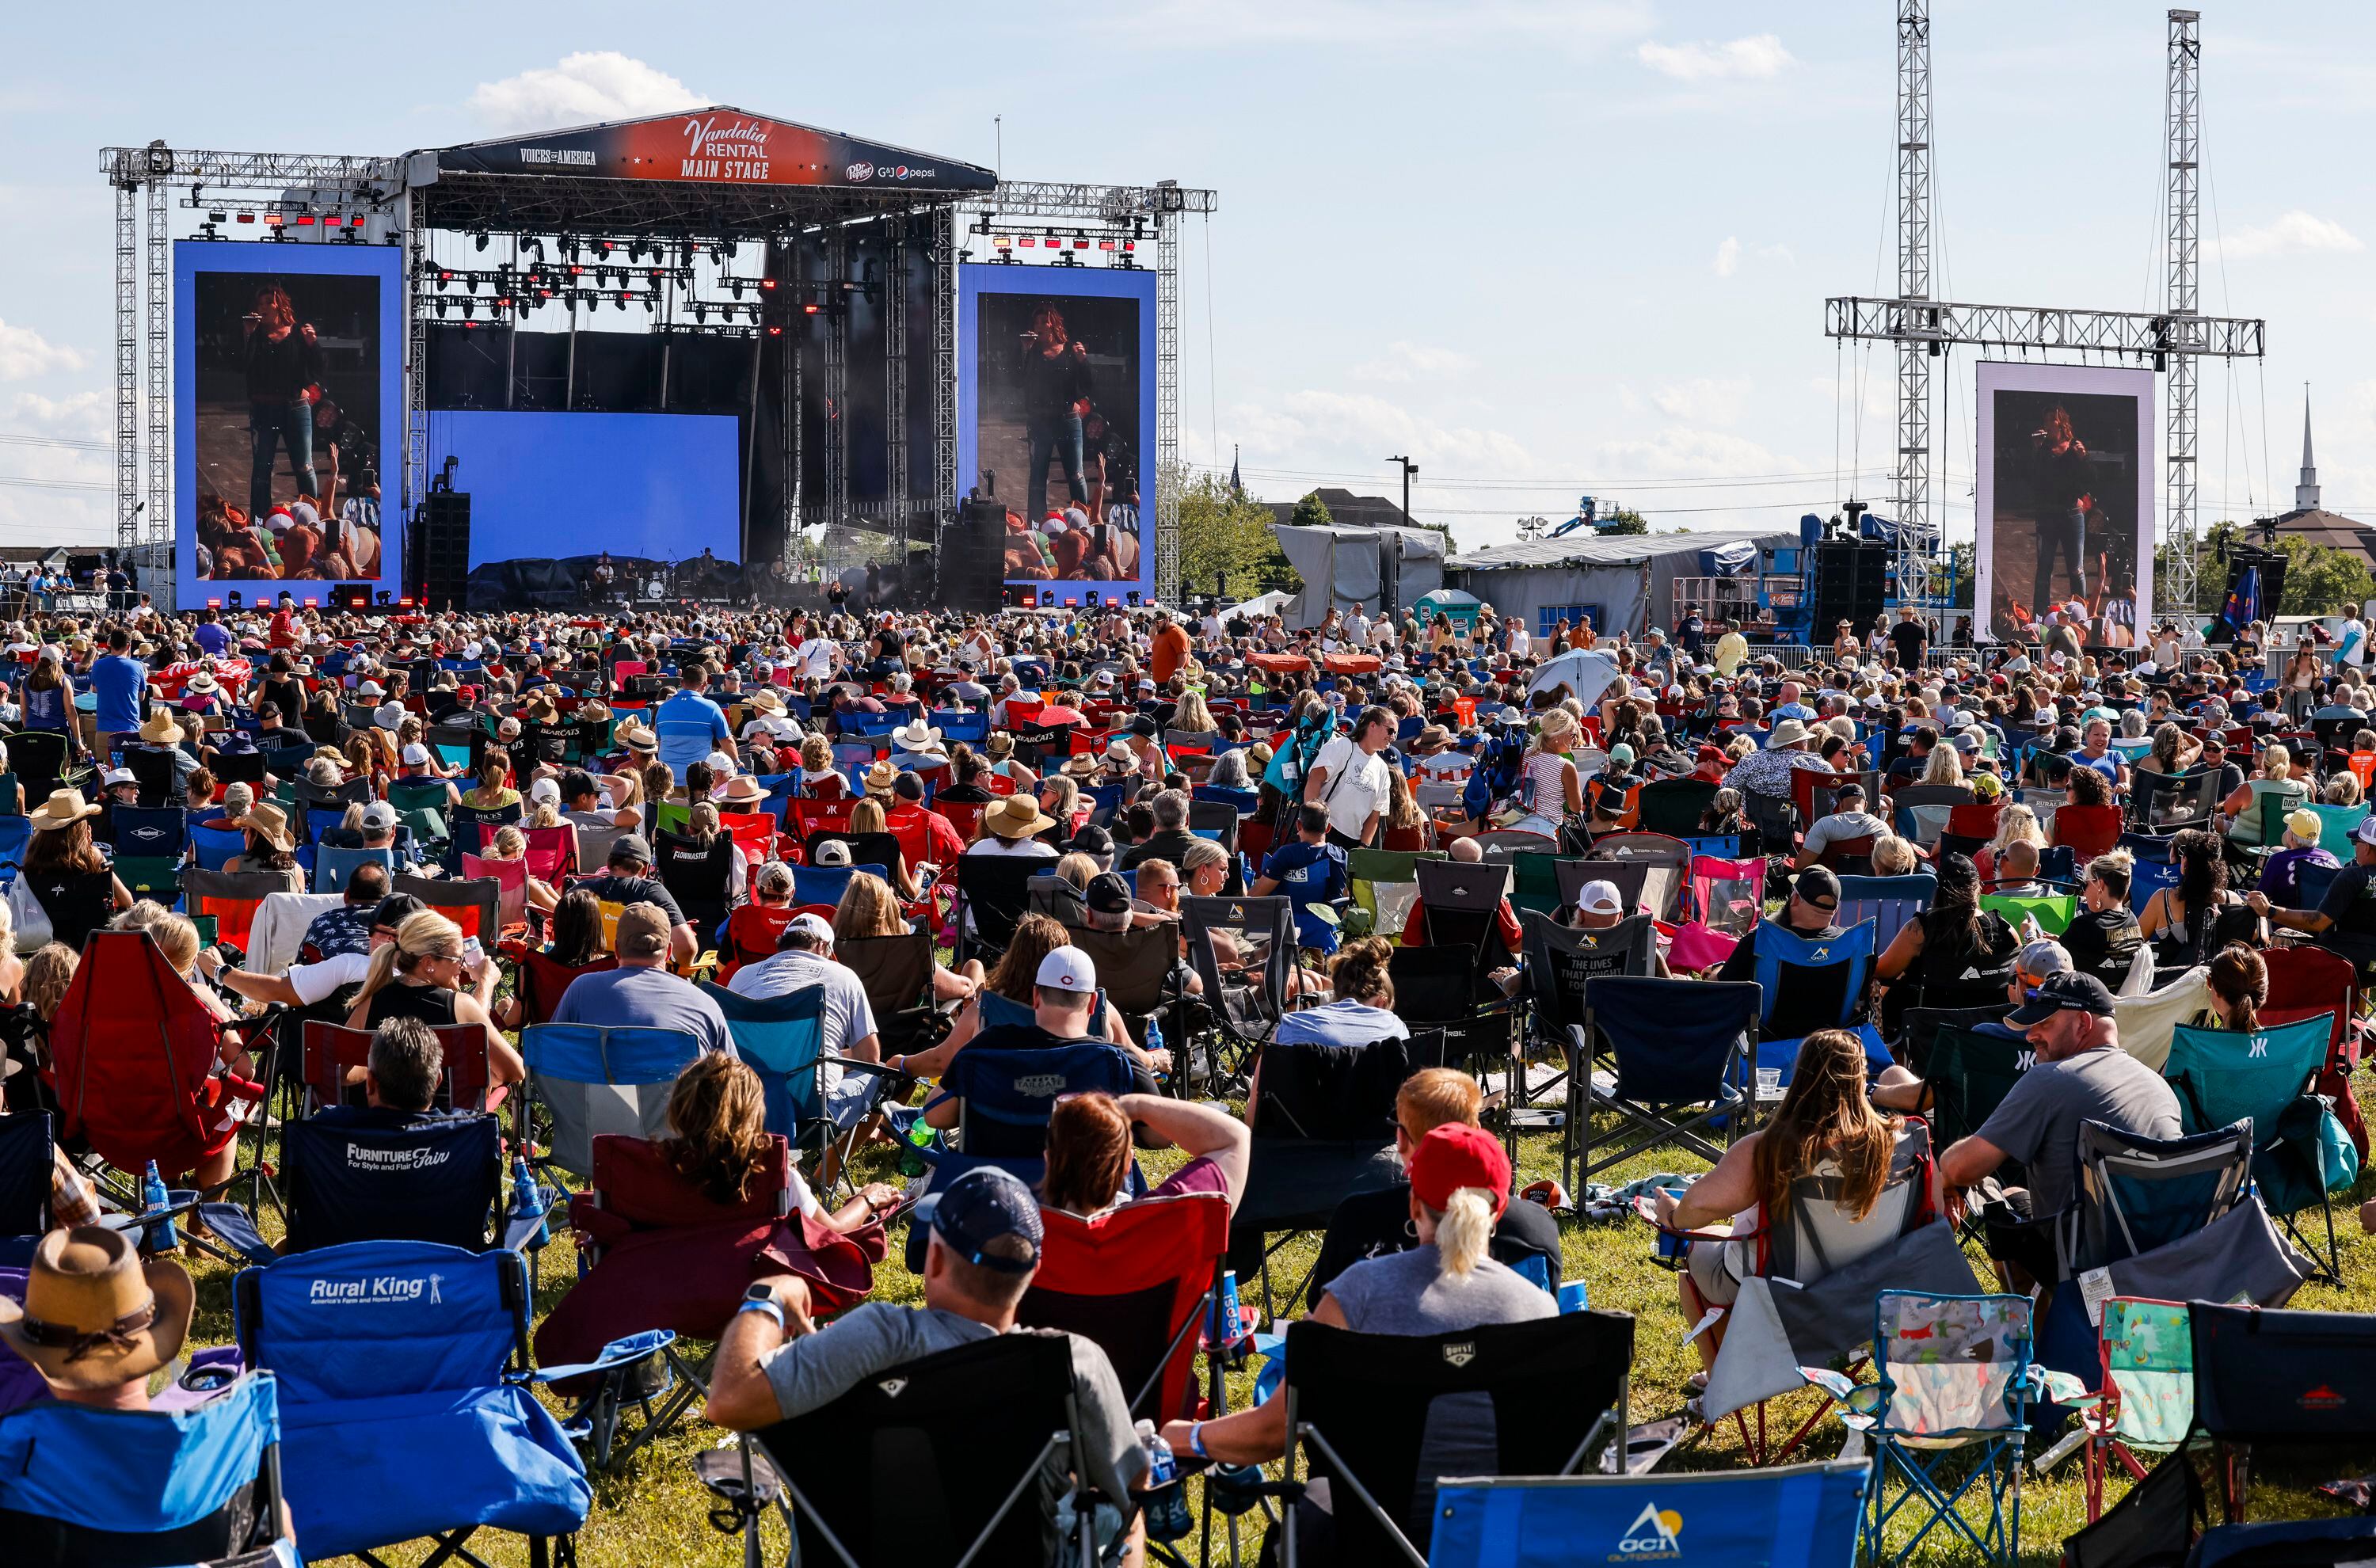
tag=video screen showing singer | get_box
[975,291,1144,584]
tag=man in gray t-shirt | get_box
[1941,972,2181,1282]
[703,1168,1143,1560]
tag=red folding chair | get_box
[394,872,501,948]
[516,950,618,1028]
[520,825,578,884]
[1017,1192,1232,1422]
[718,904,795,984]
[48,930,268,1184]
[460,853,531,937]
[299,1020,501,1116]
[2260,942,2365,1159]
[984,773,1018,798]
[2051,803,2125,859]
[182,868,291,957]
[934,799,989,845]
[718,811,778,865]
[784,797,859,850]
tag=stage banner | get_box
[174,240,402,610]
[1975,360,2154,648]
[959,264,1158,607]
[432,111,995,193]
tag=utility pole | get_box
[1386,454,1417,621]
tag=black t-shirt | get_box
[1716,919,1860,1041]
[1306,1181,1561,1309]
[244,327,322,405]
[1019,343,1095,424]
[579,873,686,928]
[1913,910,2020,1003]
[2317,864,2376,945]
[1888,622,1926,669]
[2062,907,2143,989]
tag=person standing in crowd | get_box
[1301,704,1396,851]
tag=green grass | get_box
[167,1048,2376,1566]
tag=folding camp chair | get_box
[1066,922,1189,1050]
[1688,854,1768,936]
[1506,849,1565,919]
[394,870,501,949]
[1265,1312,1635,1566]
[1807,1290,2055,1567]
[310,842,394,895]
[1833,871,1935,957]
[739,1331,1103,1567]
[653,828,733,939]
[697,981,897,1193]
[516,1023,706,1178]
[922,1038,1139,1189]
[5,731,73,799]
[1411,858,1514,984]
[515,950,616,1029]
[1346,846,1439,940]
[535,1132,866,1474]
[2055,1296,2195,1521]
[2127,771,2219,835]
[952,852,1040,964]
[182,866,290,957]
[1018,1191,1230,1423]
[2164,1014,2350,1280]
[461,852,531,936]
[1232,1026,1434,1315]
[1181,895,1297,1097]
[1635,776,1719,838]
[208,1109,511,1263]
[0,1369,295,1568]
[447,801,520,858]
[1569,976,1759,1193]
[1582,829,1691,906]
[107,802,188,860]
[1748,916,1877,1043]
[2188,1300,2376,1523]
[48,929,270,1203]
[1904,1017,2029,1164]
[1430,1461,1868,1568]
[2057,1118,2255,1278]
[234,1240,636,1565]
[836,928,942,1057]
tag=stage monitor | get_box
[175,239,402,609]
[427,411,741,571]
[958,264,1156,607]
[1975,361,2154,648]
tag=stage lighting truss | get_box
[972,218,1143,267]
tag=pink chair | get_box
[461,853,530,934]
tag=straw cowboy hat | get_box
[1063,753,1099,778]
[0,1227,193,1391]
[574,699,612,725]
[184,670,219,695]
[892,717,946,753]
[618,721,657,752]
[27,790,99,832]
[238,801,295,853]
[1766,718,1814,750]
[983,794,1057,841]
[716,774,768,806]
[139,710,185,746]
[748,689,787,717]
[863,759,900,795]
[984,731,1015,759]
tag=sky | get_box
[5,0,2374,560]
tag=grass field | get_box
[168,1040,2376,1566]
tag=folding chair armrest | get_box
[2024,1367,2096,1407]
[1625,1192,1749,1244]
[527,1327,679,1385]
[834,1058,908,1081]
[195,1203,277,1266]
[504,1210,557,1252]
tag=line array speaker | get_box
[412,492,472,611]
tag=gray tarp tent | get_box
[1272,525,1446,627]
[1447,527,1798,639]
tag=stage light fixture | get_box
[767,325,782,337]
[263,212,284,228]
[760,278,776,291]
[435,271,451,290]
[295,215,315,226]
[802,303,821,315]
[236,212,255,224]
[472,231,488,251]
[462,300,476,319]
[615,292,628,311]
[436,299,451,318]
[694,303,708,322]
[206,598,222,611]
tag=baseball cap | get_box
[1575,879,1624,916]
[2286,807,2324,843]
[359,801,397,832]
[1607,742,1636,766]
[929,1166,1044,1273]
[1034,945,1099,995]
[614,901,672,958]
[1407,1125,1511,1220]
[1794,865,1842,908]
[1084,872,1133,917]
[2006,970,2117,1026]
[528,777,562,805]
[610,832,653,865]
[400,743,431,766]
[813,838,852,868]
[784,911,836,949]
[2018,939,2073,980]
[2356,815,2376,849]
[371,892,425,931]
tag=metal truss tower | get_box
[1827,6,2259,634]
[1894,0,1934,602]
[143,169,170,565]
[823,230,851,528]
[112,161,140,554]
[2164,10,2203,620]
[885,221,911,554]
[929,206,958,523]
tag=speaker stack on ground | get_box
[410,491,472,611]
[937,500,1007,615]
[1807,539,1888,634]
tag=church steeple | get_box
[2298,386,2322,512]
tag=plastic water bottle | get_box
[1136,1420,1192,1540]
[1144,1015,1167,1083]
[143,1161,177,1252]
[900,1114,936,1178]
[510,1156,548,1248]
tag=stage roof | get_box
[423,108,994,194]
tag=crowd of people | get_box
[2,581,2372,1564]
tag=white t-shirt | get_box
[1507,626,1532,659]
[794,637,840,679]
[1309,736,1392,841]
[728,950,878,1092]
[2342,618,2370,668]
[287,949,373,1007]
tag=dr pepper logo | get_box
[846,162,874,183]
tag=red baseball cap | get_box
[1408,1125,1510,1219]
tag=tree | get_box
[1596,507,1649,536]
[1177,472,1297,600]
[2184,521,2374,618]
[1288,490,1334,530]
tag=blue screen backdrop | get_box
[429,410,741,568]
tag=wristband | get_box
[737,1296,787,1333]
[1187,1421,1210,1460]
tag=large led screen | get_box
[1975,361,2154,648]
[427,410,741,570]
[175,241,402,606]
[959,265,1156,603]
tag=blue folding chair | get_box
[917,1039,1139,1187]
[0,814,32,881]
[699,980,898,1195]
[1749,916,1878,1041]
[516,1023,705,1178]
[1834,873,1935,955]
[789,861,888,908]
[930,709,989,745]
[1431,1461,1869,1568]
[107,804,188,859]
[0,1368,296,1566]
[312,842,396,895]
[234,1240,642,1565]
[1570,975,1761,1192]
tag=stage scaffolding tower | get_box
[959,179,1216,606]
[1826,4,2256,630]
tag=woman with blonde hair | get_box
[1156,1123,1548,1531]
[844,796,919,900]
[345,910,523,1089]
[1171,688,1217,735]
[486,824,561,914]
[793,733,848,800]
[1974,803,2047,885]
[1920,744,1967,788]
[831,870,974,1003]
[1507,706,1582,839]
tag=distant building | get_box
[2272,393,2376,571]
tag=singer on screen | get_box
[243,284,323,521]
[2028,403,2095,615]
[1019,303,1095,527]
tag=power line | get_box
[1192,462,1929,493]
[0,475,112,493]
[0,432,114,454]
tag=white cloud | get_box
[7,390,107,438]
[2215,210,2364,261]
[1637,33,1794,82]
[0,393,115,547]
[1351,341,1478,384]
[1228,390,1533,477]
[1713,237,1741,277]
[470,53,705,134]
[1712,235,1792,277]
[1651,376,1753,426]
[0,321,85,381]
